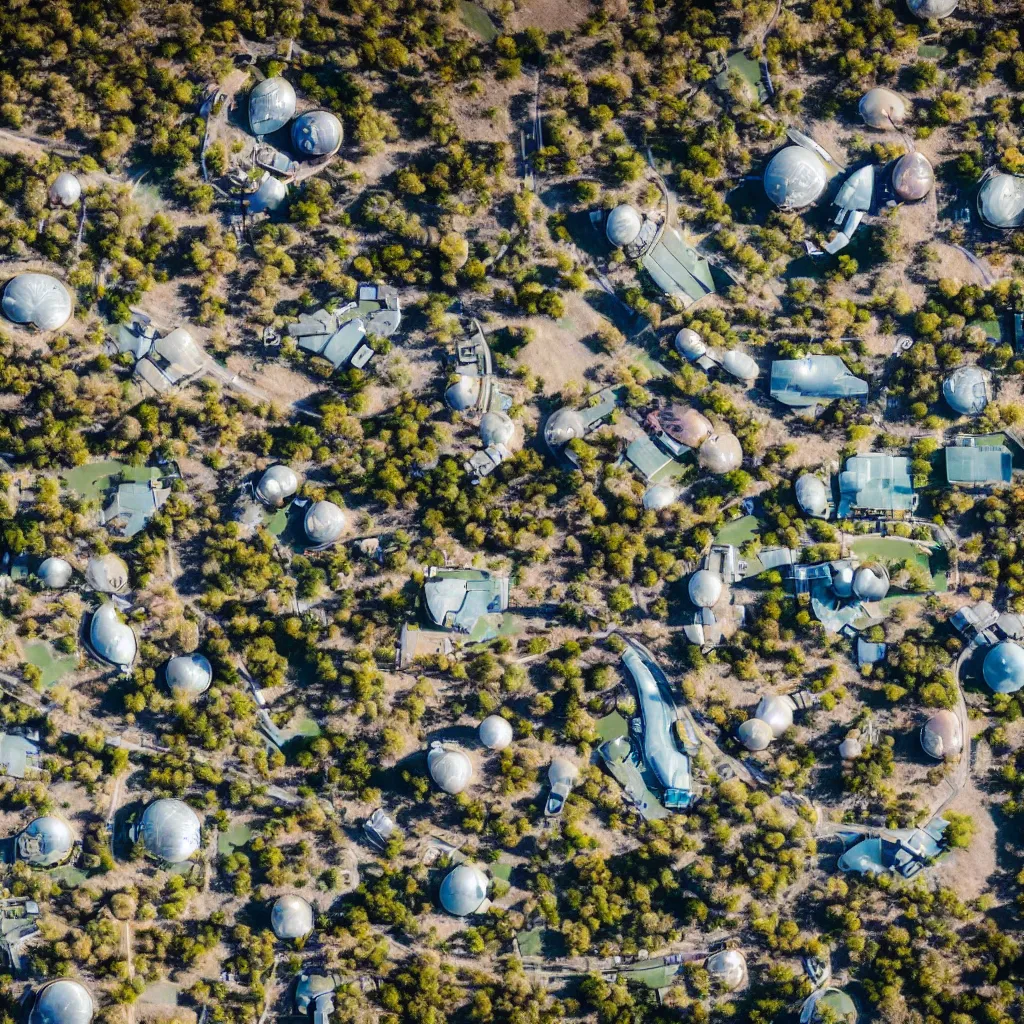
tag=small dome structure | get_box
[255,464,299,507]
[17,815,74,867]
[248,77,297,136]
[427,745,473,794]
[755,694,794,738]
[605,204,643,247]
[549,757,579,788]
[28,981,94,1024]
[978,173,1024,229]
[85,553,129,594]
[802,987,857,1024]
[698,432,743,474]
[839,736,863,760]
[643,484,678,510]
[705,949,746,991]
[892,151,934,201]
[852,563,890,602]
[688,569,723,608]
[303,500,345,547]
[49,172,82,207]
[674,328,707,361]
[983,641,1024,694]
[271,894,314,940]
[480,411,514,447]
[249,176,287,214]
[544,408,586,448]
[445,374,480,411]
[943,365,991,416]
[795,474,829,518]
[2,273,73,331]
[907,0,957,18]
[166,653,213,701]
[291,111,343,157]
[859,88,907,129]
[439,863,489,916]
[832,565,855,599]
[137,798,202,863]
[763,147,828,210]
[479,715,513,751]
[661,405,713,448]
[37,556,73,589]
[921,709,963,759]
[721,348,760,382]
[89,603,137,669]
[738,717,773,751]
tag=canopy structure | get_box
[2,273,73,331]
[837,454,917,517]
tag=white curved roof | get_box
[49,172,82,207]
[688,569,723,608]
[755,694,794,737]
[984,641,1024,694]
[978,173,1024,229]
[303,500,345,546]
[738,717,773,751]
[698,432,743,474]
[249,175,288,214]
[943,365,991,415]
[795,474,829,517]
[643,484,678,510]
[479,715,513,750]
[859,88,907,129]
[89,603,137,669]
[706,949,746,990]
[3,273,73,331]
[839,736,862,760]
[921,709,962,759]
[427,745,473,794]
[271,894,314,939]
[249,77,297,136]
[439,863,489,916]
[85,553,129,593]
[256,464,298,507]
[544,408,586,448]
[605,204,643,247]
[29,981,94,1024]
[166,653,212,700]
[832,564,854,599]
[480,411,514,447]
[763,147,827,210]
[138,798,201,863]
[18,815,74,867]
[674,327,707,360]
[37,556,73,588]
[892,151,933,201]
[549,757,579,787]
[445,374,480,411]
[291,111,343,157]
[852,563,889,602]
[721,348,759,381]
[908,0,957,17]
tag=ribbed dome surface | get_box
[138,798,202,863]
[18,815,74,867]
[852,563,889,602]
[29,980,94,1024]
[984,641,1024,694]
[943,365,991,415]
[439,863,489,916]
[291,111,343,157]
[688,569,723,608]
[271,894,314,939]
[248,77,297,136]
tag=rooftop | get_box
[837,453,917,517]
[770,355,868,409]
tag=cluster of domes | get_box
[248,76,343,158]
[738,694,795,751]
[674,329,759,383]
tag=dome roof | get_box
[643,484,678,510]
[661,405,713,448]
[839,736,863,759]
[137,798,202,863]
[859,87,907,129]
[755,694,794,737]
[49,172,82,207]
[705,949,746,990]
[803,987,857,1024]
[984,641,1024,694]
[544,408,586,448]
[978,173,1024,229]
[852,563,889,602]
[763,147,828,210]
[605,204,643,247]
[480,411,514,447]
[3,273,73,331]
[256,464,299,507]
[18,815,74,866]
[248,77,297,136]
[921,709,963,759]
[892,151,934,201]
[439,863,489,916]
[37,556,73,588]
[89,603,137,669]
[291,111,343,157]
[832,565,854,599]
[303,500,345,546]
[674,327,707,360]
[249,175,288,214]
[549,757,579,787]
[428,745,473,794]
[688,569,723,608]
[943,365,991,415]
[445,374,480,411]
[271,894,314,939]
[479,715,513,750]
[908,0,957,17]
[795,474,829,517]
[166,653,212,700]
[29,981,94,1024]
[85,553,129,593]
[721,348,760,381]
[738,717,773,751]
[698,432,743,474]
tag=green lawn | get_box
[62,460,160,501]
[24,640,78,688]
[850,536,947,592]
[715,514,760,549]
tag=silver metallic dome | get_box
[643,484,678,510]
[795,474,829,517]
[37,556,73,588]
[943,365,991,415]
[698,432,743,474]
[428,745,473,794]
[49,172,82,207]
[445,374,480,411]
[921,709,963,759]
[271,894,314,940]
[978,173,1024,229]
[303,500,345,546]
[859,87,907,129]
[852,563,889,602]
[255,464,299,507]
[706,949,746,990]
[674,327,707,360]
[85,553,130,593]
[479,715,513,750]
[439,863,489,916]
[248,77,297,136]
[17,815,75,867]
[721,348,759,381]
[166,653,212,700]
[605,204,643,247]
[892,151,934,201]
[688,569,723,608]
[544,408,586,448]
[983,641,1024,694]
[908,0,957,17]
[3,273,73,331]
[89,603,137,669]
[738,717,773,751]
[137,798,202,863]
[832,565,855,599]
[763,147,828,210]
[249,175,288,214]
[480,411,514,447]
[291,111,343,157]
[755,694,794,738]
[29,980,94,1024]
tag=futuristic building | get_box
[891,151,934,201]
[977,173,1024,229]
[2,273,73,331]
[838,817,949,880]
[605,204,651,255]
[134,798,202,863]
[479,411,514,448]
[423,568,509,639]
[920,709,963,759]
[88,603,137,671]
[697,432,743,474]
[27,980,94,1024]
[763,146,828,210]
[36,556,73,589]
[427,742,473,794]
[983,641,1024,694]
[837,453,917,517]
[907,0,957,18]
[852,563,890,602]
[859,87,907,129]
[248,77,297,136]
[109,319,206,394]
[84,553,130,594]
[48,172,82,207]
[770,356,868,410]
[291,111,343,158]
[705,949,747,991]
[439,863,490,916]
[943,365,992,416]
[271,894,314,940]
[100,470,177,538]
[791,556,891,634]
[674,330,760,383]
[303,500,346,548]
[16,815,75,867]
[795,474,831,519]
[737,717,773,751]
[256,464,299,507]
[689,568,723,610]
[545,757,579,816]
[249,175,288,214]
[800,987,857,1024]
[755,694,795,738]
[165,653,213,701]
[822,164,874,255]
[478,715,513,751]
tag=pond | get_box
[459,0,499,42]
[24,640,78,689]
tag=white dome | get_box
[763,147,827,210]
[549,757,579,787]
[688,569,723,608]
[3,273,73,331]
[291,111,343,157]
[892,151,934,201]
[755,694,794,738]
[303,500,345,546]
[480,411,514,447]
[428,745,473,794]
[255,464,298,507]
[943,365,991,416]
[29,981,94,1024]
[439,863,489,916]
[643,484,678,510]
[674,328,707,361]
[859,88,907,129]
[908,0,957,17]
[698,432,743,474]
[544,408,586,448]
[271,894,314,939]
[85,553,130,593]
[479,715,513,750]
[445,374,480,411]
[721,348,759,381]
[706,949,746,990]
[137,798,201,863]
[166,653,212,700]
[852,563,889,602]
[89,603,137,669]
[795,474,829,517]
[832,565,854,599]
[249,175,287,214]
[738,717,773,751]
[37,556,73,588]
[978,173,1024,229]
[49,172,82,207]
[921,709,963,759]
[248,76,297,136]
[984,641,1024,694]
[18,815,75,867]
[839,736,862,760]
[605,204,643,247]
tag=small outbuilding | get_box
[921,709,963,759]
[2,273,73,331]
[479,715,513,751]
[16,815,75,867]
[166,653,213,701]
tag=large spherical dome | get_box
[89,603,137,669]
[445,374,480,411]
[921,709,963,759]
[439,863,489,916]
[137,798,202,863]
[983,641,1024,694]
[255,464,299,507]
[755,694,794,737]
[605,204,643,247]
[49,171,82,207]
[291,111,343,157]
[427,745,473,794]
[852,563,889,602]
[698,432,743,474]
[18,815,75,867]
[763,147,828,210]
[978,173,1024,229]
[248,76,297,136]
[795,474,829,517]
[943,365,991,416]
[859,88,907,129]
[661,405,713,448]
[480,411,514,447]
[3,273,73,331]
[544,408,586,448]
[908,0,957,18]
[892,151,934,201]
[688,569,723,608]
[37,556,73,589]
[705,949,746,990]
[271,894,314,940]
[674,327,707,361]
[738,717,773,751]
[303,500,345,546]
[166,653,213,700]
[479,715,513,750]
[29,980,94,1024]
